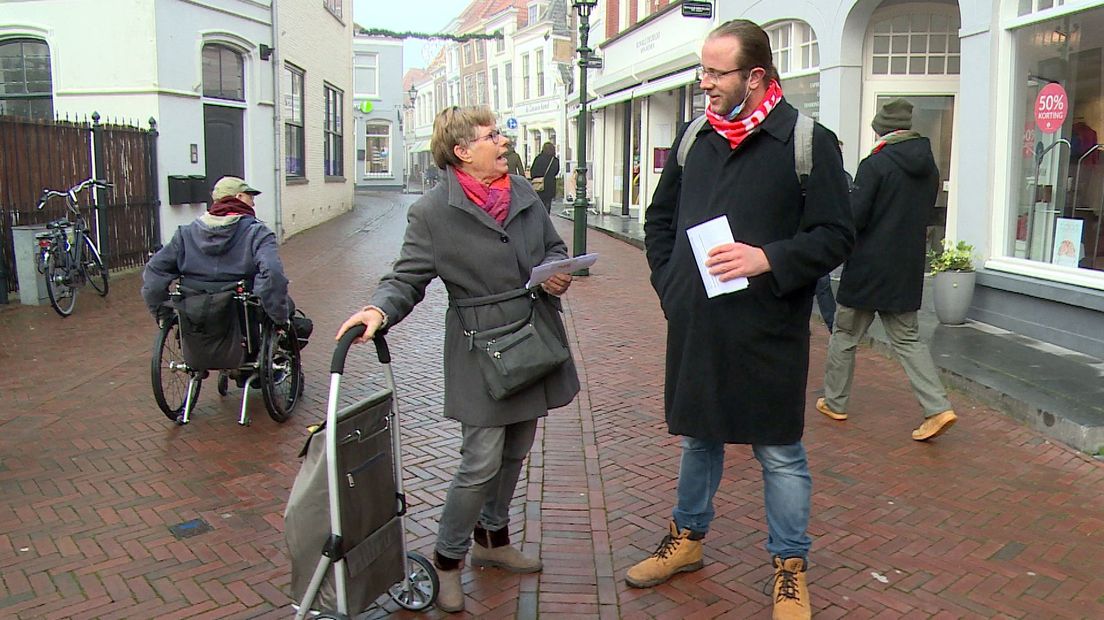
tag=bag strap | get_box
[675,111,815,195]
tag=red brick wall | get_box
[606,0,619,39]
[629,0,638,26]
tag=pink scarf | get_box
[704,80,784,150]
[453,167,511,225]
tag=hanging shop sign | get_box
[682,0,713,18]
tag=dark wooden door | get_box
[203,104,245,195]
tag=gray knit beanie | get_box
[872,98,913,135]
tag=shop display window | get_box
[1009,7,1104,272]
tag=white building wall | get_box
[277,0,354,238]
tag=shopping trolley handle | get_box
[332,325,391,374]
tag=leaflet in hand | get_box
[526,253,599,288]
[686,216,749,298]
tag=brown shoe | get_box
[912,410,957,441]
[471,525,542,573]
[433,553,464,613]
[815,397,847,421]
[771,556,811,620]
[625,520,704,588]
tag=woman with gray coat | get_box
[337,106,579,613]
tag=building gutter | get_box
[269,0,284,240]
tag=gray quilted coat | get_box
[369,167,580,426]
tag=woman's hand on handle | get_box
[336,307,385,344]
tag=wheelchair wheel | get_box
[260,323,301,423]
[151,315,202,421]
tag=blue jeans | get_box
[672,437,812,560]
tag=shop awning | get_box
[587,67,697,110]
[411,140,431,153]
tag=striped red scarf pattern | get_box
[704,80,785,150]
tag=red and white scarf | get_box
[704,80,784,150]
[453,167,512,225]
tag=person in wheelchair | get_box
[141,176,312,382]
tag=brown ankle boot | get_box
[625,520,704,588]
[771,556,811,620]
[433,551,464,613]
[471,525,542,573]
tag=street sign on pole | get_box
[682,0,712,18]
[585,56,603,69]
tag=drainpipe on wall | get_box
[269,0,284,240]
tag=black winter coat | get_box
[644,100,854,445]
[836,137,939,312]
[529,153,559,203]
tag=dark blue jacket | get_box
[141,214,289,323]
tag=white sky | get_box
[352,0,466,70]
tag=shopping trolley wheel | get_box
[388,551,438,611]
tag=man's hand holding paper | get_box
[705,242,771,280]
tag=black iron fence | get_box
[0,113,159,296]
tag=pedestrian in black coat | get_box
[529,142,559,212]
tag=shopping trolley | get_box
[286,325,438,618]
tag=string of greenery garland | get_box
[357,27,503,41]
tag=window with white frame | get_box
[1018,0,1067,17]
[365,122,391,176]
[522,53,530,99]
[0,38,53,120]
[324,0,342,20]
[505,61,514,107]
[202,43,244,101]
[477,71,487,105]
[475,40,485,62]
[528,3,541,25]
[767,21,821,120]
[496,33,505,54]
[492,66,500,109]
[463,42,473,66]
[464,75,475,105]
[536,50,545,97]
[870,12,961,76]
[353,53,378,97]
[283,64,305,177]
[324,83,343,177]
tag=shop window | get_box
[767,21,821,120]
[1018,0,1067,17]
[202,43,244,101]
[1008,7,1104,272]
[365,122,391,176]
[0,38,53,120]
[283,64,305,178]
[870,12,960,76]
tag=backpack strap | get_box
[793,112,814,194]
[676,115,709,168]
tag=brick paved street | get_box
[1,191,1103,619]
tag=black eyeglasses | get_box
[695,65,744,81]
[473,129,503,144]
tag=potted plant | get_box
[928,240,976,325]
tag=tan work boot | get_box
[471,525,542,573]
[625,520,704,588]
[912,410,957,441]
[815,397,847,421]
[433,552,464,613]
[771,556,811,620]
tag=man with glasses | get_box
[632,20,853,620]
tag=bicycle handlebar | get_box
[36,178,114,211]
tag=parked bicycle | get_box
[34,178,113,317]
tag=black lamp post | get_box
[571,0,597,275]
[405,85,418,191]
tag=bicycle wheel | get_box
[260,323,301,423]
[44,249,77,317]
[151,315,202,421]
[82,236,108,296]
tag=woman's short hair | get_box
[707,19,780,84]
[431,106,497,170]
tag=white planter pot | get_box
[932,270,976,325]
